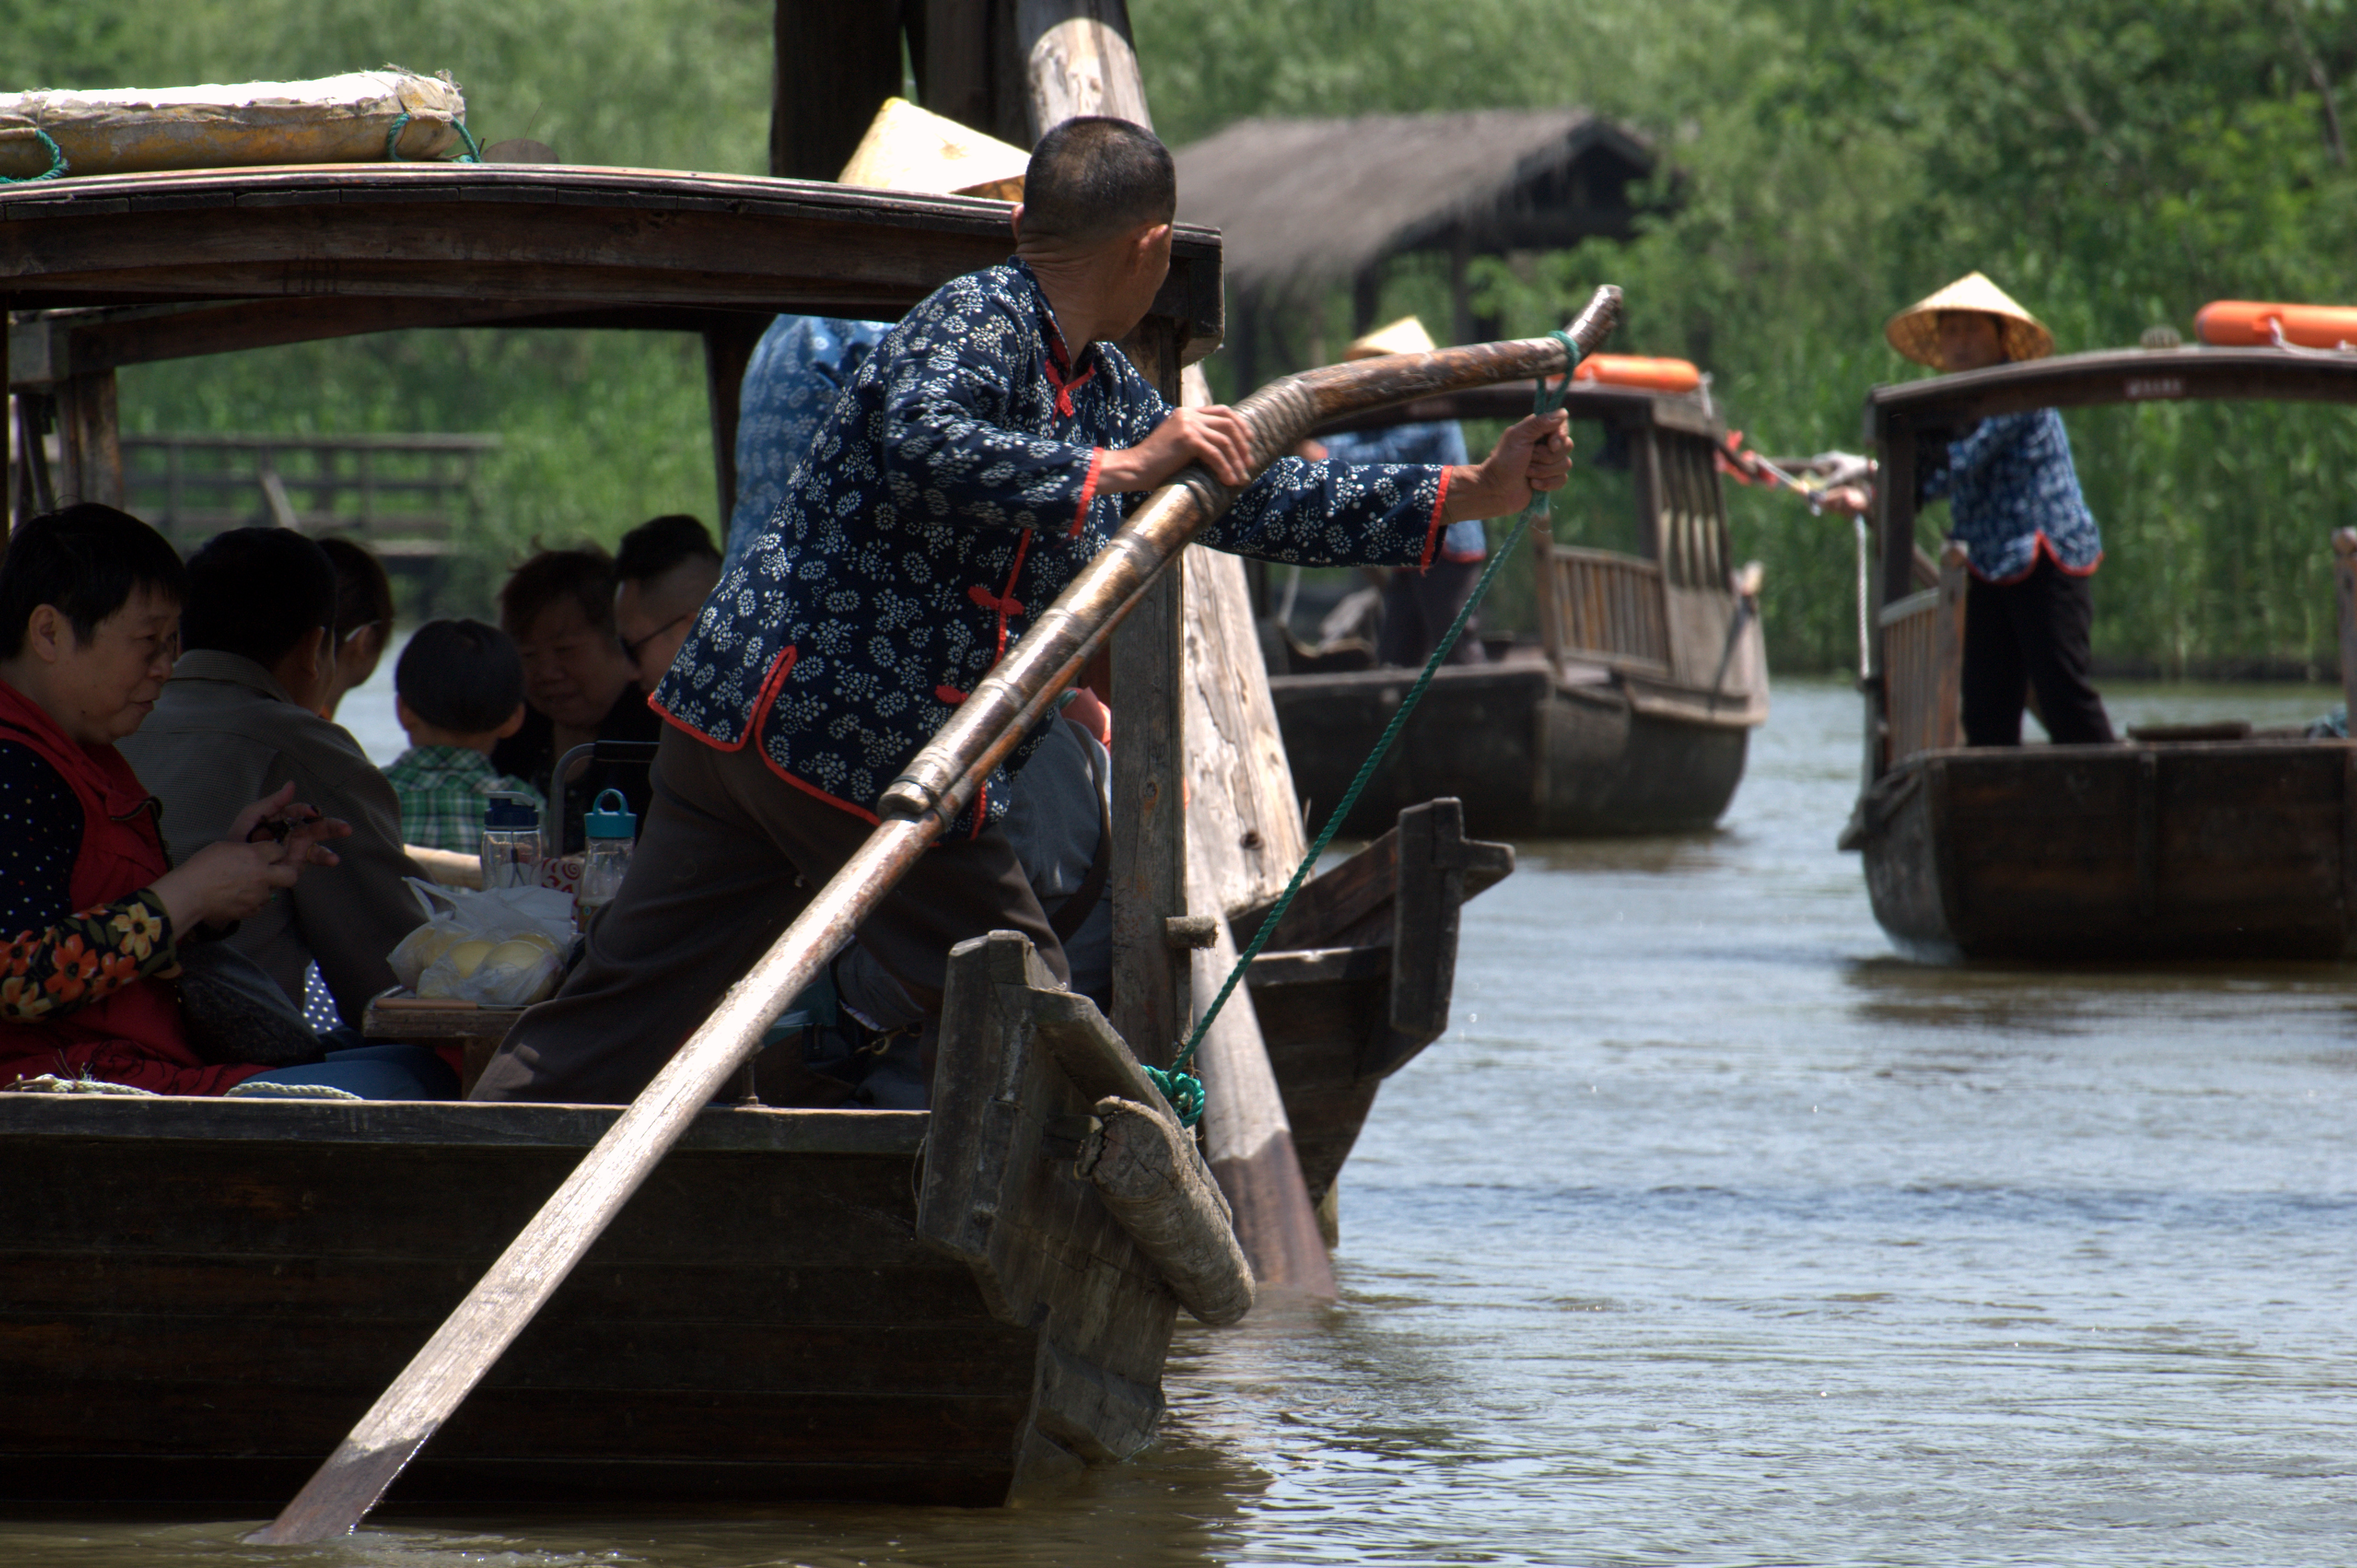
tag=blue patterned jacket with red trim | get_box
[1918,408,2103,583]
[654,259,1451,834]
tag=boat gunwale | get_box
[0,1095,927,1154]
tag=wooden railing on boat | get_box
[1878,540,1969,764]
[1543,543,1670,668]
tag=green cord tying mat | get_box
[1147,327,1585,1126]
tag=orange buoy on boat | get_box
[1572,354,1703,393]
[2194,301,2357,350]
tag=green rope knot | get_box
[1170,326,1586,1078]
[1145,1064,1204,1128]
[1,127,69,184]
[384,111,482,164]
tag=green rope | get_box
[1,127,69,184]
[384,112,482,163]
[1153,328,1585,1127]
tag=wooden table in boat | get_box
[363,992,522,1096]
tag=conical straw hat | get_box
[1345,315,1438,360]
[1884,272,2055,368]
[836,97,1029,200]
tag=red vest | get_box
[0,679,259,1095]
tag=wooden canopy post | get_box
[702,323,763,534]
[771,1,907,180]
[2335,529,2357,716]
[2,301,11,532]
[55,368,122,510]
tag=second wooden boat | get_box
[1845,341,2357,961]
[1267,381,1769,839]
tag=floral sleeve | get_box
[0,891,178,1022]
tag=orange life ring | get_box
[2194,300,2357,350]
[1571,354,1703,393]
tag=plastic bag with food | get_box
[386,879,575,1006]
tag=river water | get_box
[10,677,2356,1566]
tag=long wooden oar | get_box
[251,285,1623,1544]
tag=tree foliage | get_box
[1139,0,2357,671]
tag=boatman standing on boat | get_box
[1825,273,2115,748]
[471,115,1573,1104]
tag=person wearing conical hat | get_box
[1825,273,2114,747]
[1304,316,1490,667]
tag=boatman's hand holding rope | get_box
[1444,409,1574,522]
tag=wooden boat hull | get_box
[1269,663,1753,840]
[1855,740,2357,961]
[1241,800,1512,1206]
[0,937,1189,1506]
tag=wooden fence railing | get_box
[1545,543,1670,669]
[1879,541,1970,763]
[120,432,499,555]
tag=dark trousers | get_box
[1961,554,2115,747]
[1377,558,1489,668]
[471,727,1065,1104]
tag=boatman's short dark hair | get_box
[1020,116,1176,247]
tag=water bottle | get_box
[575,788,637,929]
[479,793,542,891]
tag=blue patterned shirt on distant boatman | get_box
[1918,408,2103,584]
[654,259,1455,836]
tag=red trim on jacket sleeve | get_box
[645,646,798,753]
[1417,469,1454,572]
[1070,449,1105,538]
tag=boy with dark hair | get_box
[491,545,660,853]
[384,619,545,853]
[475,116,1572,1105]
[611,513,722,692]
[121,528,425,1028]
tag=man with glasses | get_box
[612,513,722,693]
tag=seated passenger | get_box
[489,547,659,853]
[612,513,722,692]
[0,505,450,1099]
[317,536,394,721]
[120,528,427,1029]
[383,619,545,854]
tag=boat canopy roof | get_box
[1,162,1223,383]
[1868,345,2357,436]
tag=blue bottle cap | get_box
[484,793,538,829]
[584,787,637,840]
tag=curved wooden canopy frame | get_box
[0,162,1223,377]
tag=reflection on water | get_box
[12,678,2357,1566]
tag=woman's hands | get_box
[1439,411,1574,524]
[151,783,353,934]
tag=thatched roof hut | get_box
[1174,108,1658,376]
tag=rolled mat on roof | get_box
[0,70,469,180]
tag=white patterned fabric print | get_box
[656,259,1450,835]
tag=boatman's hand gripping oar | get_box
[248,283,1624,1546]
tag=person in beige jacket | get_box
[121,528,424,1028]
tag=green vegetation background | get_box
[10,0,2357,668]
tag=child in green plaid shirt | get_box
[384,619,546,853]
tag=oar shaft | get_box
[250,816,933,1543]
